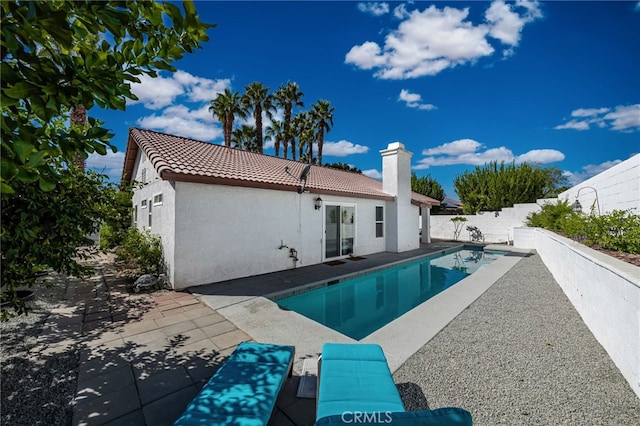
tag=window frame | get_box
[375,206,384,238]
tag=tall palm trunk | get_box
[71,104,86,171]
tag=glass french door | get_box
[325,205,355,259]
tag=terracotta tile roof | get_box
[123,128,439,206]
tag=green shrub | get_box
[528,205,640,254]
[99,223,116,250]
[118,228,163,274]
[526,200,575,231]
[590,210,640,254]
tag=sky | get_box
[90,1,640,200]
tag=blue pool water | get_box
[276,247,505,340]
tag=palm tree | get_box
[209,88,244,147]
[70,104,86,171]
[265,119,285,158]
[241,82,273,154]
[310,100,335,166]
[232,125,258,152]
[293,111,316,163]
[273,82,304,160]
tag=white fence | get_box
[427,200,555,244]
[514,227,640,398]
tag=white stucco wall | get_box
[428,200,555,243]
[131,151,176,283]
[513,227,640,398]
[169,182,393,289]
[560,153,640,215]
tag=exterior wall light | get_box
[314,197,323,210]
[573,186,601,215]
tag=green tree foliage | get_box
[310,100,335,166]
[241,82,273,154]
[540,166,570,197]
[232,125,258,152]
[273,81,304,160]
[454,161,556,213]
[99,184,133,250]
[209,88,245,148]
[411,173,445,201]
[324,163,362,173]
[1,165,118,319]
[1,0,213,193]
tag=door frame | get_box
[323,202,356,261]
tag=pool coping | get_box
[193,244,533,374]
[266,244,467,301]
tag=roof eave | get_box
[160,171,395,202]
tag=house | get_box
[122,128,440,290]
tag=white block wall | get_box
[428,200,556,243]
[560,153,640,214]
[514,227,640,398]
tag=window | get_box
[141,168,147,184]
[153,193,163,205]
[132,206,138,227]
[375,206,384,238]
[148,200,152,227]
[141,199,147,209]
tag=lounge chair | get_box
[315,343,472,425]
[174,341,295,426]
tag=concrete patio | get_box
[13,241,639,425]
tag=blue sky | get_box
[91,1,640,200]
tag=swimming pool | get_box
[275,247,505,340]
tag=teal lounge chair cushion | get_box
[316,343,405,420]
[316,407,473,425]
[174,342,294,426]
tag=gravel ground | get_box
[394,253,640,425]
[1,280,79,426]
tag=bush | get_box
[527,205,640,254]
[117,228,163,274]
[526,200,575,231]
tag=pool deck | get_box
[18,241,637,425]
[193,241,529,374]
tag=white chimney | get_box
[381,142,417,252]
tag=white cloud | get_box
[345,1,541,79]
[137,104,221,142]
[363,168,382,179]
[556,104,640,132]
[393,3,410,20]
[318,140,370,157]
[415,139,564,169]
[129,74,184,109]
[571,107,609,117]
[554,120,590,131]
[422,139,482,156]
[398,89,436,110]
[516,149,565,164]
[86,151,125,181]
[173,71,230,103]
[358,2,389,17]
[129,70,230,109]
[485,0,542,55]
[566,159,624,185]
[603,105,640,131]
